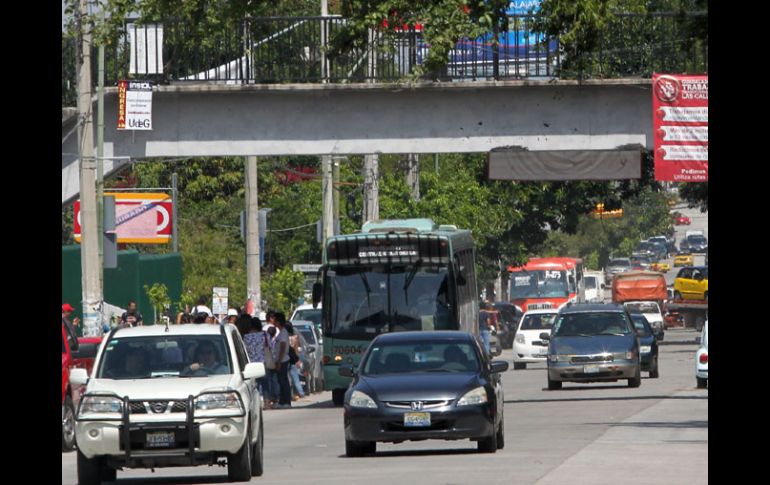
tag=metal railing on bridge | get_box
[61,12,707,103]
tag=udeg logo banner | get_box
[117,80,153,131]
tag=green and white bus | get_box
[311,219,479,406]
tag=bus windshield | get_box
[509,270,569,299]
[327,265,457,339]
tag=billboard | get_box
[652,73,708,182]
[74,192,173,244]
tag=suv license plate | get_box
[404,412,431,427]
[583,365,600,374]
[146,431,176,448]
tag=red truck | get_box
[62,322,101,451]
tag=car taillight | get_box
[322,356,330,364]
[699,353,708,364]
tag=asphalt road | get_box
[62,328,707,485]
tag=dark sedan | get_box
[543,304,642,389]
[629,313,660,378]
[340,331,508,456]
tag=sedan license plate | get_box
[146,431,176,448]
[404,412,431,427]
[583,365,600,374]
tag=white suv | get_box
[70,324,266,485]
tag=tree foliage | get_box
[262,266,305,314]
[678,182,707,212]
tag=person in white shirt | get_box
[273,312,292,408]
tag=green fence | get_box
[62,246,182,331]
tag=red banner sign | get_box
[652,73,708,182]
[74,193,172,244]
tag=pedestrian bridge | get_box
[62,78,653,204]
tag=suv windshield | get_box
[552,312,633,337]
[362,341,480,375]
[97,335,232,379]
[520,313,557,330]
[293,309,321,326]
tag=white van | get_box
[583,271,605,303]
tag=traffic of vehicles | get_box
[65,215,704,483]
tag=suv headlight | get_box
[349,390,377,408]
[639,345,652,354]
[194,392,244,417]
[457,386,488,406]
[548,355,570,363]
[79,395,124,419]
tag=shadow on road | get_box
[338,448,479,459]
[510,393,707,404]
[103,475,230,485]
[586,420,708,429]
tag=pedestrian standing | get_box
[272,312,292,408]
[176,304,193,324]
[191,296,213,318]
[120,300,144,327]
[62,303,80,337]
[286,322,307,401]
[240,315,274,404]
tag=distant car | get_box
[71,324,267,484]
[292,320,325,393]
[291,303,323,335]
[674,266,708,300]
[512,310,558,370]
[340,331,507,455]
[647,236,672,257]
[623,301,665,339]
[695,320,708,388]
[673,254,694,267]
[629,313,660,378]
[605,258,632,284]
[583,272,605,303]
[542,304,642,390]
[630,254,653,270]
[675,216,691,225]
[684,234,708,254]
[649,261,671,273]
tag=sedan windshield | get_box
[293,309,321,326]
[520,313,557,330]
[362,341,480,375]
[625,302,660,314]
[296,327,317,345]
[609,259,630,267]
[552,312,633,337]
[97,335,232,379]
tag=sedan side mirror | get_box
[539,332,551,341]
[338,365,355,378]
[490,361,509,373]
[69,368,89,386]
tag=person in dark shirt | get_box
[120,300,144,327]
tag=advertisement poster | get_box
[212,287,229,316]
[74,192,172,244]
[117,80,153,130]
[652,73,708,182]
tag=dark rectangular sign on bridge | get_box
[486,147,643,181]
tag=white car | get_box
[623,301,664,338]
[583,271,605,303]
[70,324,266,485]
[512,309,558,370]
[290,303,322,330]
[695,320,708,388]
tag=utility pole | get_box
[321,0,329,80]
[322,156,334,244]
[77,0,103,337]
[333,157,341,234]
[405,154,420,200]
[96,10,106,287]
[245,156,261,315]
[362,154,379,223]
[171,173,179,252]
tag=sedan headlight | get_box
[349,390,377,409]
[194,392,244,417]
[457,386,488,406]
[79,395,124,419]
[515,333,525,344]
[639,345,652,354]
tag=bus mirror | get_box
[312,282,322,308]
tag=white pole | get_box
[245,156,261,315]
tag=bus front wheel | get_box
[332,389,345,406]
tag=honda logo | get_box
[410,401,424,411]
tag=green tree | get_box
[262,266,305,314]
[678,182,707,212]
[144,282,171,324]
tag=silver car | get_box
[605,258,632,284]
[291,320,324,393]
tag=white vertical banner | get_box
[212,287,229,316]
[128,23,164,75]
[118,81,153,130]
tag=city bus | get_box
[312,219,479,406]
[507,257,583,313]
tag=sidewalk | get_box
[535,388,708,484]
